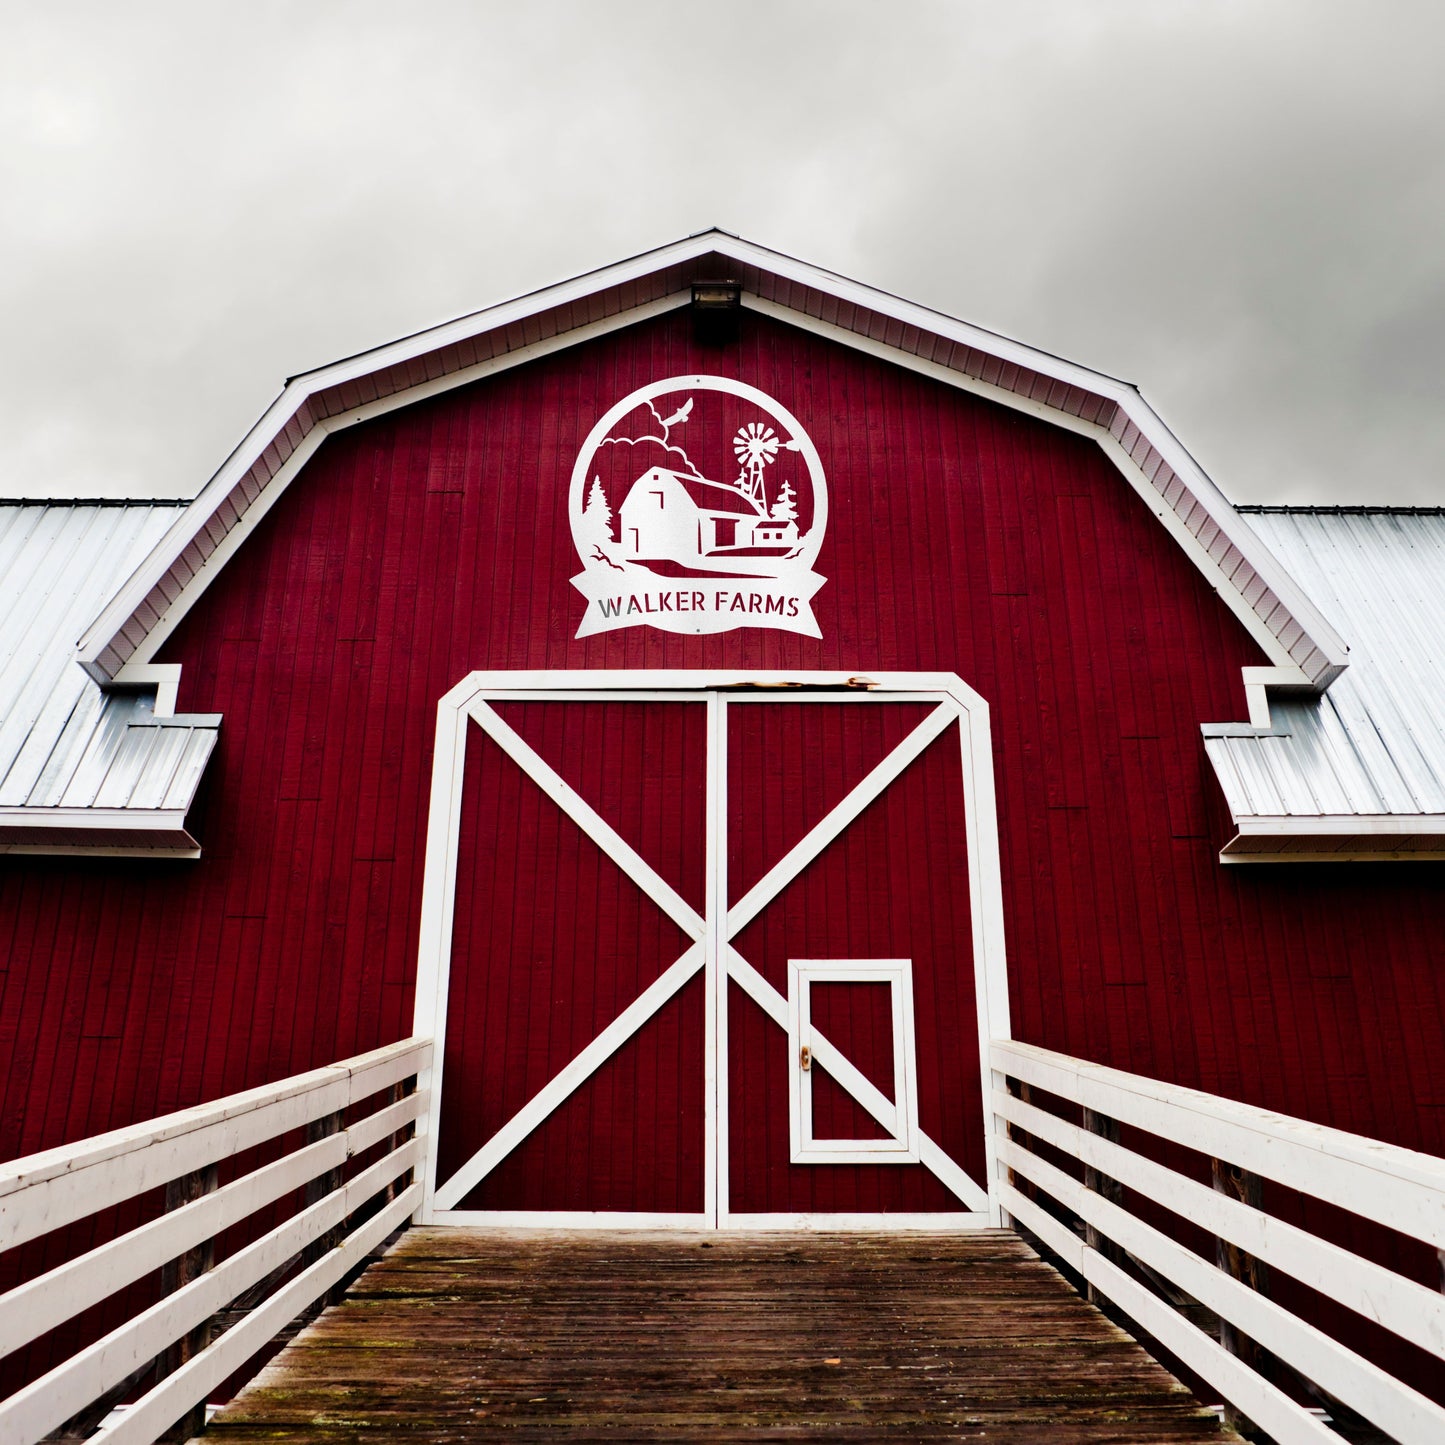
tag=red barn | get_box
[1,234,1442,1441]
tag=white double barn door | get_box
[413,672,1008,1228]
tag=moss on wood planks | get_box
[208,1228,1242,1442]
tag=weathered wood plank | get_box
[207,1228,1242,1441]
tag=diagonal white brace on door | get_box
[728,948,988,1212]
[432,942,705,1210]
[467,698,706,940]
[727,700,961,934]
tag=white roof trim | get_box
[0,806,196,830]
[1231,814,1445,836]
[1220,813,1445,863]
[0,804,201,856]
[74,230,1350,698]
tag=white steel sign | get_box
[569,376,829,638]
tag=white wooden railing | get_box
[0,1037,430,1445]
[992,1038,1445,1445]
[6,1034,1443,1443]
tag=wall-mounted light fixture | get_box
[691,279,742,345]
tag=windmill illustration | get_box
[733,422,780,508]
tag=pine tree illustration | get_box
[582,476,613,544]
[770,478,798,523]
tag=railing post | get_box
[158,1162,220,1442]
[1211,1157,1269,1436]
[1003,1077,1038,1213]
[302,1108,348,1306]
[1081,1109,1123,1306]
[386,1077,418,1205]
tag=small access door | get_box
[788,958,921,1166]
[414,673,1008,1228]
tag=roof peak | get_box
[74,232,1349,697]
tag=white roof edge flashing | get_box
[69,232,1349,702]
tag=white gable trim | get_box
[75,232,1348,709]
[750,299,1326,687]
[85,295,689,681]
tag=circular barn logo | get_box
[569,376,827,638]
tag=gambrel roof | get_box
[638,470,768,518]
[2,231,1439,859]
[76,232,1348,693]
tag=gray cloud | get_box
[1,1,1441,503]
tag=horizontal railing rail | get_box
[991,1038,1445,1445]
[0,1036,431,1445]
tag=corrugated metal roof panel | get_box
[1205,510,1445,839]
[8,685,102,808]
[163,727,220,811]
[0,503,219,842]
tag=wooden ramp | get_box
[208,1228,1241,1443]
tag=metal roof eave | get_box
[1219,815,1445,863]
[0,805,203,857]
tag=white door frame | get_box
[411,670,1012,1229]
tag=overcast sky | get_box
[2,1,1442,506]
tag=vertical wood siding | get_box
[441,704,706,1212]
[0,303,1441,1190]
[809,982,895,1143]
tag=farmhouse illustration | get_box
[613,464,800,570]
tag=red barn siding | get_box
[725,700,931,905]
[0,304,1442,1188]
